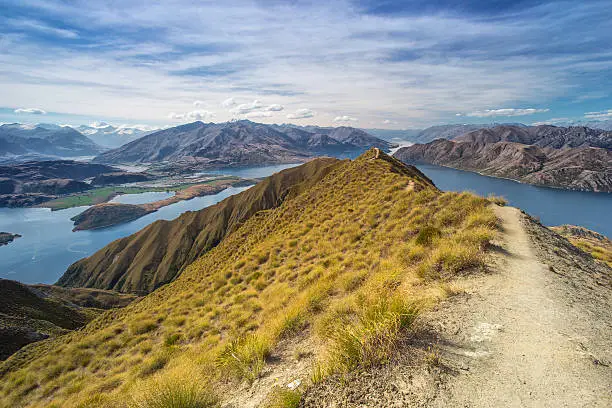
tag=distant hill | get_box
[0,279,136,360]
[93,120,394,165]
[455,125,612,149]
[413,123,528,143]
[57,157,343,293]
[0,124,105,160]
[363,128,422,141]
[395,125,612,192]
[0,160,118,207]
[74,123,158,148]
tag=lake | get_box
[416,164,612,237]
[110,191,175,204]
[1,160,610,285]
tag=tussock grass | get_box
[264,387,302,408]
[216,334,271,382]
[130,369,219,408]
[324,296,418,373]
[0,151,499,407]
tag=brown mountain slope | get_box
[0,280,137,360]
[455,125,612,149]
[395,139,612,192]
[57,157,343,294]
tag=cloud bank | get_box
[463,108,550,118]
[14,107,47,115]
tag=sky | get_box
[0,0,611,129]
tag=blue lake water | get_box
[110,191,175,205]
[416,164,612,237]
[1,161,610,285]
[0,186,249,284]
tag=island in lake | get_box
[0,232,21,246]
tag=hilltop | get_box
[93,120,394,166]
[0,160,119,207]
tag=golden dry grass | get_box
[0,150,499,407]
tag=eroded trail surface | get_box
[302,206,612,407]
[430,206,612,407]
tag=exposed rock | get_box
[0,232,21,246]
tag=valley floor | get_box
[301,206,612,407]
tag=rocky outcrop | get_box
[0,232,21,246]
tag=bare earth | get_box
[429,206,612,407]
[301,206,612,407]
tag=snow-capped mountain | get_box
[74,122,159,148]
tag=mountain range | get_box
[0,124,105,161]
[75,122,158,148]
[395,125,612,192]
[93,120,394,166]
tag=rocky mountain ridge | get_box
[93,120,394,165]
[395,125,612,192]
[0,124,105,160]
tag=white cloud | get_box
[245,111,273,118]
[264,104,284,112]
[382,119,398,125]
[168,110,215,121]
[231,100,263,114]
[333,115,358,123]
[287,109,314,119]
[193,100,205,107]
[532,117,571,126]
[220,97,237,109]
[584,110,612,120]
[14,107,46,115]
[465,108,550,117]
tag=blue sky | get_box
[0,0,611,129]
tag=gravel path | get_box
[431,206,612,407]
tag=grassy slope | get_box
[551,225,612,267]
[57,158,342,294]
[0,280,95,360]
[0,150,499,407]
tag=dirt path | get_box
[430,206,612,407]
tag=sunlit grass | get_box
[0,150,499,407]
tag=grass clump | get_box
[264,387,302,408]
[216,334,270,382]
[140,352,171,377]
[130,372,219,408]
[130,319,158,335]
[325,296,418,373]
